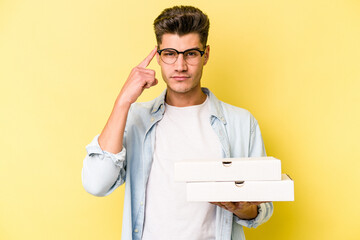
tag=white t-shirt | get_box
[142,97,223,240]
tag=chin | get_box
[164,76,201,94]
[167,83,199,94]
[168,86,190,94]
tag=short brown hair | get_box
[153,6,210,48]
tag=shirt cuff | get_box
[85,134,126,167]
[233,203,272,228]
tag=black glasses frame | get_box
[157,48,206,57]
[157,48,206,64]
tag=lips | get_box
[171,75,190,80]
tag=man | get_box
[82,5,273,240]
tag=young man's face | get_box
[156,33,210,96]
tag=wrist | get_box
[115,95,133,109]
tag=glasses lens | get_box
[161,49,178,64]
[184,50,201,65]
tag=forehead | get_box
[159,33,203,50]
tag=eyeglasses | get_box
[157,48,206,65]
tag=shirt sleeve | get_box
[81,134,126,197]
[234,115,274,227]
[248,116,266,158]
[233,202,274,228]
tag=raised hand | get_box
[117,47,158,106]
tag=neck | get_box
[165,88,207,107]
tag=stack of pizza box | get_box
[174,157,294,202]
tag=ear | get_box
[203,45,210,65]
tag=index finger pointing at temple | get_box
[137,47,157,68]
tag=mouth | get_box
[171,76,190,81]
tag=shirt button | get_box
[140,202,144,206]
[150,117,155,122]
[134,229,139,233]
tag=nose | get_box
[174,53,188,72]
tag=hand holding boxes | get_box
[174,157,294,202]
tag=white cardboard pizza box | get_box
[174,157,281,182]
[186,174,294,202]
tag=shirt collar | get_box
[151,89,166,114]
[202,88,227,125]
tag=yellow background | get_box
[1,0,359,239]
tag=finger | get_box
[153,78,158,86]
[222,202,236,211]
[136,68,156,76]
[210,202,226,205]
[251,201,267,206]
[232,201,252,209]
[218,203,228,210]
[138,46,157,68]
[233,201,263,206]
[213,202,233,212]
[144,78,158,88]
[232,201,246,205]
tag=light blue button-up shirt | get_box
[82,88,273,240]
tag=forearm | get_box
[83,47,158,196]
[99,97,131,154]
[99,47,158,153]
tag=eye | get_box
[162,50,176,57]
[185,50,199,57]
